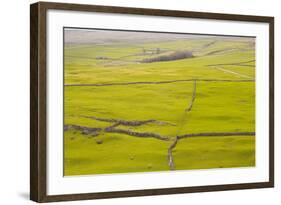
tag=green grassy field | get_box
[64,30,255,176]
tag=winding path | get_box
[213,66,252,79]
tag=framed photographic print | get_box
[30,1,274,202]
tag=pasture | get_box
[63,30,255,176]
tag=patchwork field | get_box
[64,29,255,176]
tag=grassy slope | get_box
[174,136,255,170]
[64,37,255,175]
[64,132,170,175]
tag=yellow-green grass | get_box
[64,132,170,175]
[64,132,255,175]
[64,40,255,85]
[64,37,256,176]
[178,81,255,134]
[173,136,255,170]
[64,55,255,84]
[65,81,254,132]
[64,82,195,136]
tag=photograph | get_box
[63,28,256,176]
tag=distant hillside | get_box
[64,28,252,46]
